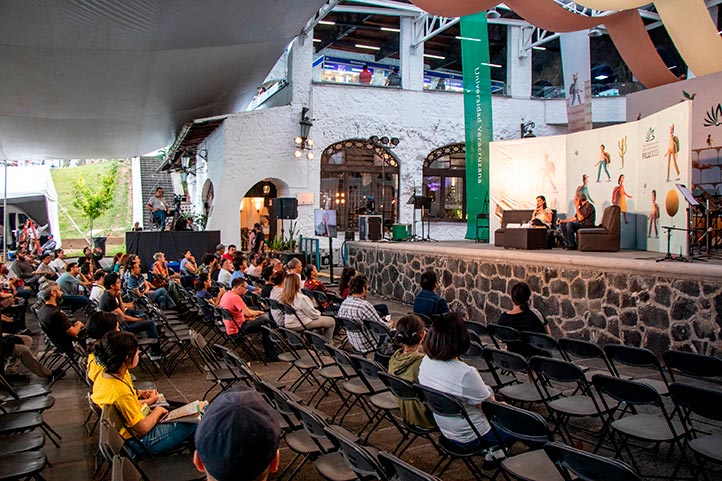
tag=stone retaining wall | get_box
[348,245,722,356]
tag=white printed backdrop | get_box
[490,102,691,253]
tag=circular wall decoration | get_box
[665,189,679,217]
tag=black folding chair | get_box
[413,383,495,480]
[544,441,642,481]
[483,348,561,406]
[323,426,388,481]
[591,374,685,478]
[376,372,441,457]
[663,350,722,387]
[669,382,722,481]
[481,400,561,481]
[559,338,617,382]
[603,344,670,396]
[378,451,442,481]
[529,356,615,445]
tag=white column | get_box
[400,17,424,91]
[506,25,532,98]
[289,33,313,106]
[131,156,143,225]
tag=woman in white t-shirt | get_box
[418,312,513,449]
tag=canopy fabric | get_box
[0,0,326,160]
[0,166,62,246]
[410,0,679,88]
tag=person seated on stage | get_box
[280,273,335,343]
[217,258,233,288]
[219,278,278,362]
[91,331,197,455]
[37,281,85,354]
[146,186,170,231]
[49,248,67,275]
[193,389,281,481]
[89,269,107,304]
[497,281,550,357]
[412,270,449,320]
[557,192,595,250]
[56,262,91,311]
[530,195,553,228]
[337,275,394,354]
[126,262,176,310]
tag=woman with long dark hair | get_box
[338,267,356,299]
[91,331,196,454]
[418,312,510,449]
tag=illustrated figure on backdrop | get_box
[595,144,611,182]
[575,174,594,204]
[530,195,553,228]
[568,72,582,106]
[612,174,633,223]
[666,124,680,181]
[648,190,659,238]
[540,154,558,193]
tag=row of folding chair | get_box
[0,370,58,480]
[483,322,722,390]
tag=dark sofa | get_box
[494,209,557,247]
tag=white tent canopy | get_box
[0,166,62,246]
[0,0,325,160]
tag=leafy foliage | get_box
[73,162,118,237]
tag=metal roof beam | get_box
[303,0,343,35]
[332,5,419,16]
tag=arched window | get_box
[320,139,399,231]
[423,143,466,221]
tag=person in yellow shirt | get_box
[91,331,196,454]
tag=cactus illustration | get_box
[618,135,627,169]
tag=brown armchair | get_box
[577,205,621,252]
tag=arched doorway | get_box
[240,180,278,250]
[320,139,399,231]
[423,143,466,222]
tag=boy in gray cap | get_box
[193,389,281,481]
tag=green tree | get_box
[73,162,118,237]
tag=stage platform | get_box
[346,241,722,356]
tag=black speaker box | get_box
[358,215,382,241]
[272,197,298,219]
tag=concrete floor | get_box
[14,294,722,481]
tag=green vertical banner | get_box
[461,13,493,240]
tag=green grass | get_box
[51,160,133,240]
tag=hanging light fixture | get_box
[486,8,500,19]
[293,107,315,160]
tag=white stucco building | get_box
[165,25,625,252]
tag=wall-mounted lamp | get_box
[253,197,263,213]
[486,8,501,19]
[521,118,536,138]
[294,107,315,160]
[588,27,604,37]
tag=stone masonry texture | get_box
[348,245,722,357]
